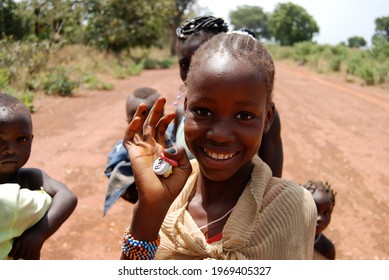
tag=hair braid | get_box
[176,16,228,40]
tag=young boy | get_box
[103,87,173,215]
[0,93,77,259]
[303,180,337,260]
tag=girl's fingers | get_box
[132,103,149,134]
[155,112,176,147]
[143,97,166,141]
[123,116,142,143]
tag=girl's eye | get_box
[236,112,254,120]
[194,109,212,117]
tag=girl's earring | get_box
[183,116,186,124]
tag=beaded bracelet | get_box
[121,228,160,260]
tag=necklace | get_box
[198,207,234,230]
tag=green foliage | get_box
[0,68,10,88]
[268,2,319,46]
[43,67,79,96]
[143,57,175,69]
[84,0,175,54]
[126,60,145,76]
[347,36,367,48]
[0,38,50,90]
[3,88,36,112]
[0,0,31,40]
[373,16,389,41]
[81,73,113,91]
[229,5,271,40]
[269,41,389,86]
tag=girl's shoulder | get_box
[262,177,317,212]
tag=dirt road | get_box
[27,63,389,260]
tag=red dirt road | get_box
[27,63,389,260]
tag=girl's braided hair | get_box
[176,16,228,40]
[303,180,337,209]
[187,32,275,102]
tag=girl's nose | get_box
[206,118,233,143]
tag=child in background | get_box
[303,180,337,260]
[0,93,77,260]
[121,32,317,260]
[103,87,173,215]
[174,16,284,177]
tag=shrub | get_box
[43,67,79,96]
[82,73,113,90]
[0,68,10,88]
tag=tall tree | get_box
[268,2,319,46]
[170,0,196,55]
[17,0,85,42]
[0,0,30,40]
[84,0,175,54]
[373,16,389,42]
[229,5,270,40]
[347,36,367,48]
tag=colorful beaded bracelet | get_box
[121,228,160,260]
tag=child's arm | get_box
[9,169,77,260]
[120,98,192,259]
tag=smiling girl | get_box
[120,32,317,260]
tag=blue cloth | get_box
[104,141,128,178]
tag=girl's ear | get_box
[264,102,275,134]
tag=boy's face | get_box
[312,190,333,236]
[177,40,198,82]
[0,109,33,177]
[177,34,211,83]
[184,52,273,182]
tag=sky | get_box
[196,0,388,46]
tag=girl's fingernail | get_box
[165,147,177,154]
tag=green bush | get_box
[127,60,144,76]
[143,58,159,69]
[82,73,113,90]
[359,64,375,85]
[43,67,79,96]
[0,68,10,88]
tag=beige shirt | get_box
[156,156,317,260]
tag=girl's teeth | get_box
[205,149,234,160]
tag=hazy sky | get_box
[196,0,388,45]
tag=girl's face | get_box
[184,52,274,182]
[313,190,333,236]
[0,110,33,179]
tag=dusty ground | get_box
[27,63,389,260]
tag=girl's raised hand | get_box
[123,97,192,209]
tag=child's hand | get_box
[8,226,44,260]
[123,97,192,208]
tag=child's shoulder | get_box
[17,168,45,190]
[315,234,336,260]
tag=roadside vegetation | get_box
[1,1,388,111]
[267,39,389,87]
